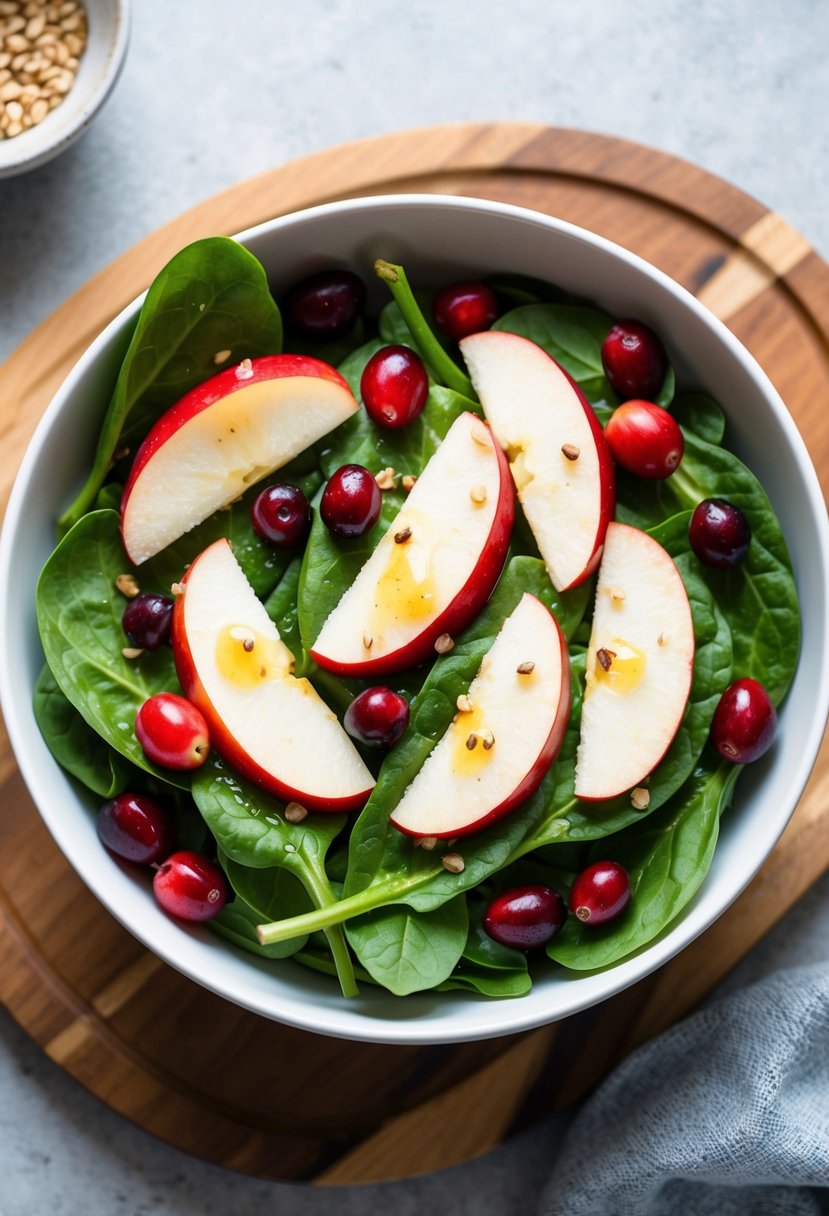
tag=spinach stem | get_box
[374,259,475,399]
[258,884,390,946]
[290,851,360,998]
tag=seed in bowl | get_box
[0,0,87,140]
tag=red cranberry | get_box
[569,860,631,925]
[135,693,210,770]
[344,686,410,749]
[601,320,668,401]
[251,483,311,549]
[604,400,684,479]
[97,792,175,864]
[432,280,499,341]
[711,677,777,763]
[689,498,751,569]
[122,593,173,650]
[483,885,568,950]
[320,464,382,539]
[153,851,227,922]
[285,269,366,337]
[360,345,429,430]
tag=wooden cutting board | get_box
[1,123,828,1185]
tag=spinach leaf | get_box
[484,272,576,309]
[60,237,283,530]
[211,894,307,961]
[437,966,533,998]
[345,897,468,995]
[33,663,132,798]
[493,303,617,404]
[287,316,366,367]
[463,896,529,973]
[35,510,190,789]
[548,761,739,970]
[217,851,311,958]
[191,758,357,996]
[654,363,676,409]
[672,391,726,445]
[263,556,304,656]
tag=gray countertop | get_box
[1,2,827,1213]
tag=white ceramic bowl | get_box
[2,195,827,1045]
[0,0,129,179]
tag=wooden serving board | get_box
[1,124,828,1185]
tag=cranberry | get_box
[135,692,210,770]
[320,464,382,539]
[122,593,173,650]
[601,320,668,401]
[344,686,410,749]
[711,677,777,763]
[360,345,429,430]
[285,269,366,337]
[153,850,227,922]
[97,791,175,864]
[604,400,684,479]
[251,483,311,549]
[689,498,751,569]
[432,280,499,342]
[569,860,631,925]
[483,885,568,950]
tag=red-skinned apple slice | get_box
[575,522,694,800]
[121,355,359,565]
[172,537,374,813]
[389,593,571,839]
[310,411,514,677]
[460,330,615,592]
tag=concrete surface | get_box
[1,1,827,1212]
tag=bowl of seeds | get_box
[0,0,129,177]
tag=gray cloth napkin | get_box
[539,963,829,1215]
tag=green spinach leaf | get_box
[345,897,469,995]
[33,663,132,798]
[671,391,726,445]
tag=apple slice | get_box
[172,537,374,813]
[575,522,694,801]
[121,355,359,565]
[389,593,571,839]
[460,330,615,592]
[311,411,514,677]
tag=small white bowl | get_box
[0,0,129,179]
[2,195,828,1045]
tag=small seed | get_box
[50,68,73,92]
[0,3,20,17]
[29,94,46,120]
[481,731,495,751]
[10,51,27,70]
[401,474,416,492]
[465,733,478,751]
[375,466,397,490]
[608,586,626,603]
[52,37,67,63]
[561,443,580,461]
[6,118,21,134]
[631,786,650,811]
[362,631,373,650]
[434,633,454,655]
[114,573,140,599]
[24,13,44,38]
[121,647,144,660]
[469,484,487,505]
[516,661,535,675]
[418,836,438,851]
[393,526,412,544]
[456,694,473,713]
[60,12,81,31]
[442,853,465,874]
[5,33,29,51]
[5,97,21,118]
[597,647,616,672]
[657,631,669,647]
[170,581,185,597]
[213,348,231,365]
[0,79,22,99]
[242,637,254,653]
[235,357,254,380]
[284,801,308,824]
[471,421,491,448]
[5,15,26,34]
[64,31,81,54]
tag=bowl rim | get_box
[0,0,131,179]
[2,192,828,1044]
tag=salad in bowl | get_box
[2,196,825,1045]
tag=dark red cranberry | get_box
[320,464,382,539]
[285,269,366,337]
[711,677,777,763]
[432,280,499,342]
[689,498,751,569]
[604,400,684,479]
[360,345,429,430]
[251,483,311,549]
[122,593,173,650]
[153,851,227,922]
[97,792,175,864]
[483,885,568,950]
[601,320,668,401]
[569,860,631,925]
[344,686,410,749]
[135,693,210,770]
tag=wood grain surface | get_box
[1,123,827,1185]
